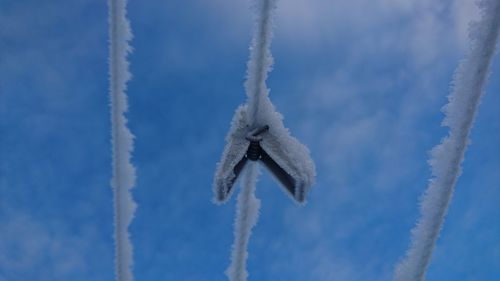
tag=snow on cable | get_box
[226,163,261,281]
[394,1,500,280]
[215,1,315,280]
[108,0,137,280]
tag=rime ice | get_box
[213,0,316,280]
[394,1,500,281]
[108,0,137,280]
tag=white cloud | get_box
[0,212,93,280]
[271,0,470,70]
[453,0,482,49]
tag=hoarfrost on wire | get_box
[393,1,500,281]
[108,0,137,280]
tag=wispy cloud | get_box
[0,211,112,281]
[393,1,500,280]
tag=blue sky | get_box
[0,0,499,280]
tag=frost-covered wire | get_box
[224,2,274,280]
[226,163,261,281]
[394,1,500,281]
[245,0,277,127]
[108,0,137,280]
